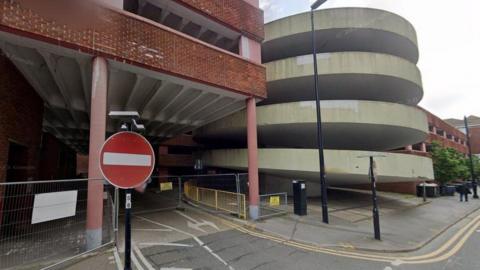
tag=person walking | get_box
[459,183,466,202]
[465,182,471,202]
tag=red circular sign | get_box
[99,132,155,189]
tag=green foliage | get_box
[465,155,480,180]
[430,141,470,184]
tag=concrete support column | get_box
[246,97,259,220]
[86,57,108,250]
[432,126,437,134]
[405,145,413,151]
[421,143,427,152]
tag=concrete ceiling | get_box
[0,31,248,154]
[135,0,241,53]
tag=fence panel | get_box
[259,193,288,219]
[0,179,114,269]
[183,181,246,219]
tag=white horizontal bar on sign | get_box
[103,152,151,167]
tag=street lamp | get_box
[464,116,479,199]
[311,0,329,224]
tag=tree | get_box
[464,155,480,181]
[430,141,469,184]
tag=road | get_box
[123,207,480,270]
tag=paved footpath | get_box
[256,188,480,252]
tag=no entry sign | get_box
[99,131,155,189]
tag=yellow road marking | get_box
[218,214,480,264]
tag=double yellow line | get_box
[220,214,480,265]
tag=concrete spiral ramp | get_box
[196,8,434,187]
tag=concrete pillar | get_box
[86,57,108,250]
[432,126,437,134]
[246,97,259,220]
[405,145,413,151]
[421,143,427,152]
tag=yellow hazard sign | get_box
[269,196,280,206]
[160,182,173,191]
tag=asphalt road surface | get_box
[130,209,480,270]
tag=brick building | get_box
[445,116,480,156]
[0,0,265,247]
[399,108,468,156]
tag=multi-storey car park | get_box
[0,0,265,248]
[196,8,435,195]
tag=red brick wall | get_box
[426,134,468,154]
[38,133,77,180]
[174,0,264,41]
[0,54,44,225]
[0,0,266,98]
[76,154,89,176]
[422,108,468,154]
[346,181,422,195]
[0,54,44,183]
[469,127,480,154]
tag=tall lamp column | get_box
[310,0,329,224]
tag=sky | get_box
[259,0,480,120]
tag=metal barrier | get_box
[126,176,182,215]
[259,192,288,219]
[0,178,115,270]
[184,182,247,219]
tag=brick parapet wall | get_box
[0,0,266,98]
[421,107,468,154]
[427,134,468,154]
[174,0,264,41]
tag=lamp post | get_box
[464,116,479,199]
[311,0,329,224]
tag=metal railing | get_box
[259,192,288,219]
[0,178,115,270]
[184,182,247,219]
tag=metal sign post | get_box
[101,112,154,270]
[358,154,385,241]
[124,189,132,270]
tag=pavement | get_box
[252,188,480,252]
[50,188,480,270]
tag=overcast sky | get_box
[259,0,480,120]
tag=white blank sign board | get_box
[31,190,78,224]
